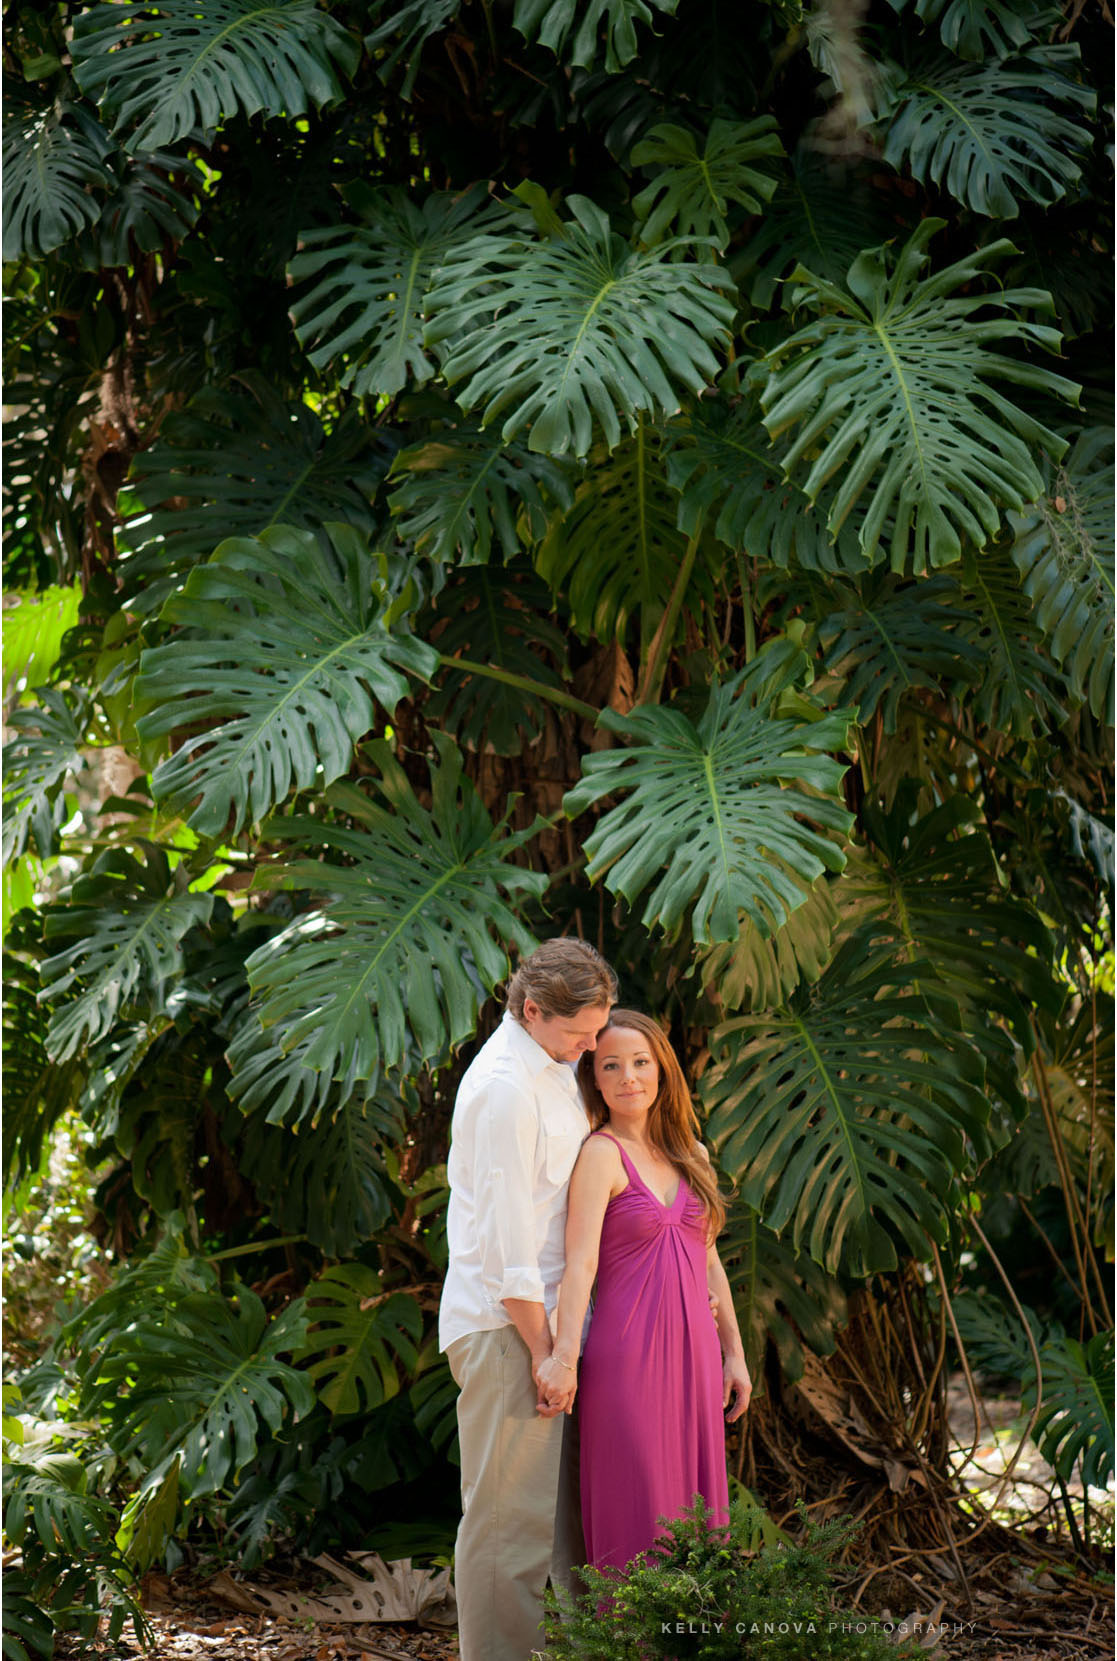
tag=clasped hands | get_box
[534,1351,577,1416]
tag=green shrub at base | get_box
[544,1498,921,1660]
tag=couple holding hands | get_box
[439,938,752,1659]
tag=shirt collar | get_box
[501,1009,574,1082]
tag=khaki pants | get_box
[447,1328,584,1661]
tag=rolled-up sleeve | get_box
[473,1074,545,1307]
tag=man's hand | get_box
[535,1353,577,1416]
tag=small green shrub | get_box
[2,1388,149,1660]
[544,1497,922,1660]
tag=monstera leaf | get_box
[135,526,437,838]
[703,930,990,1275]
[388,427,574,565]
[1009,428,1114,725]
[227,736,546,1118]
[38,844,214,1062]
[72,0,360,151]
[2,688,93,867]
[2,950,83,1189]
[952,1292,1114,1489]
[239,1094,404,1256]
[699,874,841,1013]
[514,0,680,72]
[287,1265,422,1417]
[422,564,571,755]
[734,145,897,310]
[2,99,111,260]
[957,544,1065,736]
[894,0,1044,59]
[631,117,784,250]
[83,1282,314,1495]
[847,790,1062,1044]
[665,392,861,573]
[364,0,461,95]
[76,148,201,269]
[813,571,984,731]
[425,194,736,457]
[878,47,1095,219]
[761,219,1079,571]
[1032,1329,1115,1490]
[717,1203,847,1384]
[117,377,391,612]
[536,419,701,647]
[288,185,505,399]
[564,640,854,942]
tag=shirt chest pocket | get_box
[541,1110,583,1184]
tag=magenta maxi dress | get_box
[577,1130,730,1572]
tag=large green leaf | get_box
[72,0,360,151]
[2,99,112,260]
[1032,1329,1115,1490]
[892,0,1043,59]
[878,47,1095,219]
[1,583,82,706]
[288,185,504,399]
[238,1094,404,1256]
[38,845,213,1062]
[698,874,841,1014]
[847,790,1062,1044]
[703,930,990,1275]
[630,117,784,251]
[226,736,546,1118]
[536,418,699,647]
[761,218,1079,571]
[117,376,391,613]
[2,688,92,867]
[76,148,201,269]
[2,948,83,1189]
[364,0,460,95]
[952,1292,1114,1489]
[388,426,573,566]
[84,1282,314,1496]
[733,145,897,311]
[425,194,736,457]
[288,1266,422,1417]
[421,563,571,755]
[513,0,680,72]
[666,392,866,574]
[956,544,1065,736]
[813,571,984,732]
[1008,428,1114,725]
[564,640,854,942]
[717,1203,847,1385]
[135,526,438,838]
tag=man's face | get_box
[521,999,612,1064]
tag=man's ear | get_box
[521,997,541,1024]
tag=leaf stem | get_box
[207,1234,308,1262]
[637,514,705,706]
[435,654,600,723]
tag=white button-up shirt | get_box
[439,1012,590,1352]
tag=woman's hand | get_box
[723,1355,752,1423]
[535,1353,578,1415]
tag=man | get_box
[439,937,618,1661]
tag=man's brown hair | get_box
[506,938,618,1020]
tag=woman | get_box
[538,1008,752,1573]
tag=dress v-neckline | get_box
[598,1131,684,1212]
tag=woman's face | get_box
[592,1025,660,1118]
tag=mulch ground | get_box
[62,1570,1114,1661]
